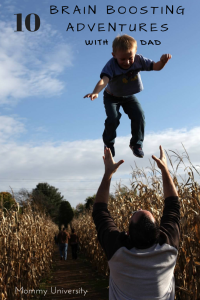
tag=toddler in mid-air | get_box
[84,34,171,158]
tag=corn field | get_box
[0,200,58,300]
[72,148,200,300]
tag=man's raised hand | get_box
[152,145,168,171]
[103,147,124,178]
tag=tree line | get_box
[0,184,132,226]
[0,183,74,228]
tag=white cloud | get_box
[0,115,25,141]
[0,120,200,207]
[0,20,73,105]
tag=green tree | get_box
[85,194,96,210]
[58,201,74,228]
[0,192,16,210]
[32,183,64,220]
[74,203,85,217]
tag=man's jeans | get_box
[103,90,145,147]
[59,243,68,260]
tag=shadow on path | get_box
[39,247,109,300]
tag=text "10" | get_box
[14,14,40,32]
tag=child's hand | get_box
[160,54,172,64]
[84,93,98,101]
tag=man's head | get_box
[112,35,137,69]
[129,209,159,249]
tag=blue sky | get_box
[0,0,200,208]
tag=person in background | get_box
[70,228,78,259]
[57,228,70,261]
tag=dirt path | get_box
[38,247,109,300]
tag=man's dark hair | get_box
[129,214,160,249]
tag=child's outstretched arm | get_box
[84,76,109,101]
[153,54,172,71]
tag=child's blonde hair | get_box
[112,35,137,53]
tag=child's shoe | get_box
[129,145,144,158]
[104,144,115,157]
